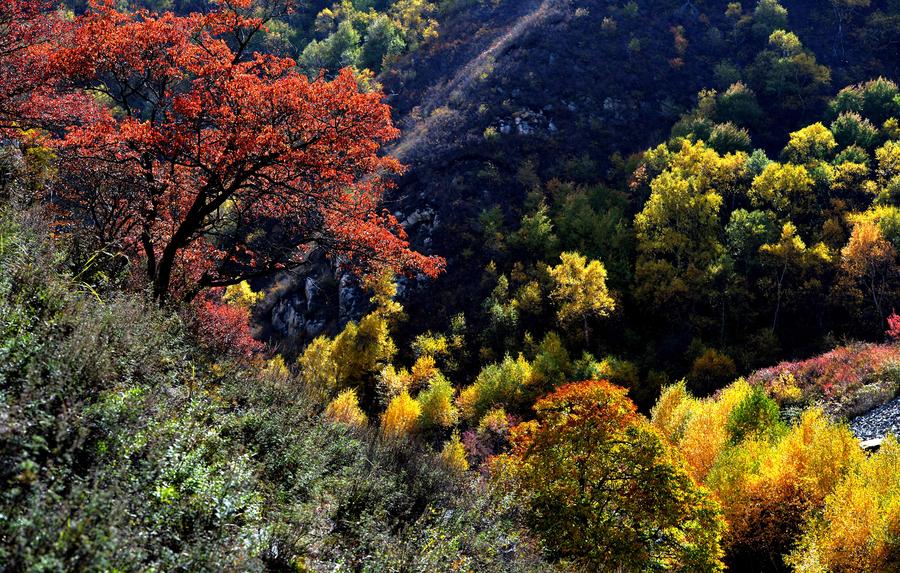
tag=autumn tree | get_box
[758,222,830,331]
[496,380,726,572]
[706,409,862,569]
[0,0,94,134]
[830,78,900,126]
[841,219,896,319]
[380,390,421,440]
[749,162,815,221]
[634,141,738,332]
[548,251,615,346]
[49,1,442,302]
[749,30,831,120]
[788,435,900,573]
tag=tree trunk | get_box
[772,265,787,332]
[583,315,591,348]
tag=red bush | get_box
[188,288,264,359]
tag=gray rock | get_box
[305,318,326,338]
[304,277,324,312]
[401,208,434,228]
[338,273,368,327]
[271,295,305,339]
[850,395,900,441]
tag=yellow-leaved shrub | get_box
[297,336,339,400]
[222,280,264,308]
[325,389,367,428]
[678,379,751,481]
[380,390,421,440]
[650,380,698,443]
[706,409,862,566]
[439,432,469,473]
[456,354,533,422]
[788,436,900,573]
[417,374,458,430]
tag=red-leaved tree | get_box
[0,0,96,135]
[48,0,442,302]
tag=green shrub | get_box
[726,384,783,444]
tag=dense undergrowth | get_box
[0,206,551,572]
[2,198,898,572]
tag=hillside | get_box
[265,0,900,383]
[0,205,551,571]
[2,0,900,571]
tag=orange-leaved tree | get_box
[48,0,443,302]
[494,380,726,572]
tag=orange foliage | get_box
[0,0,96,135]
[679,381,751,481]
[706,409,862,567]
[496,380,725,572]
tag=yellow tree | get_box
[841,220,896,319]
[759,222,830,331]
[380,390,421,440]
[495,380,726,572]
[634,140,735,331]
[749,162,815,220]
[325,389,368,428]
[548,251,615,346]
[788,435,900,573]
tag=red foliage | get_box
[886,311,900,340]
[0,0,96,135]
[189,288,264,358]
[41,0,442,301]
[748,342,900,411]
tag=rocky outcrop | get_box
[260,250,372,351]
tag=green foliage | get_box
[530,331,572,392]
[0,207,552,572]
[725,384,783,444]
[509,202,559,260]
[749,30,831,118]
[360,14,406,72]
[751,0,789,39]
[830,77,900,125]
[417,373,459,430]
[300,20,362,73]
[458,354,532,421]
[726,208,776,265]
[708,122,753,154]
[831,112,879,150]
[497,381,726,572]
[716,82,763,128]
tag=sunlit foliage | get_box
[497,380,726,572]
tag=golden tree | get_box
[548,251,615,345]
